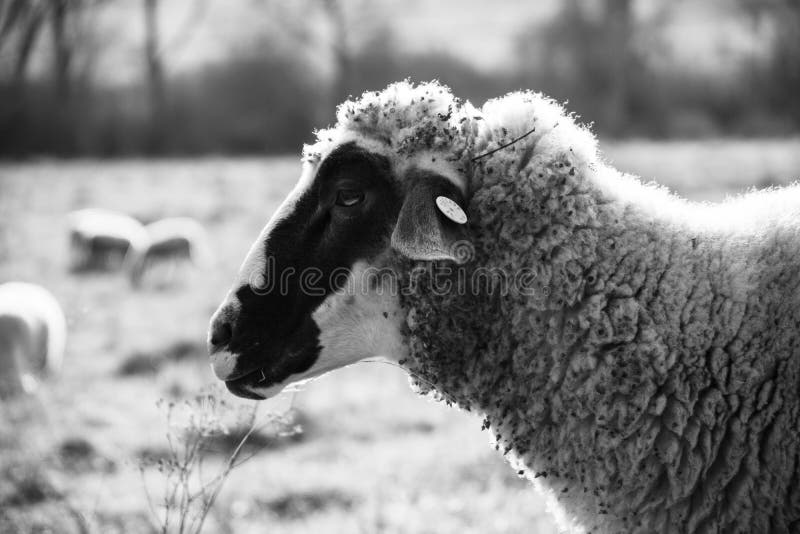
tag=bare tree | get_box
[601,0,634,134]
[268,0,379,113]
[738,0,800,123]
[43,0,108,152]
[143,0,166,152]
[46,0,108,99]
[0,0,26,54]
[0,0,48,86]
[320,0,351,105]
[516,0,651,136]
[50,0,73,99]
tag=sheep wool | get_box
[0,282,66,396]
[310,81,800,533]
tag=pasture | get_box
[1,138,799,533]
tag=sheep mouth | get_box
[225,370,270,400]
[224,361,286,400]
[224,341,321,400]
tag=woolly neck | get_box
[391,94,773,531]
[397,148,759,532]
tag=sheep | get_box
[207,81,800,533]
[68,208,149,272]
[0,282,66,398]
[127,217,210,288]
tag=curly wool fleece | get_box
[307,81,800,534]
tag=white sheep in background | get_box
[0,282,66,398]
[207,81,800,533]
[68,208,148,272]
[128,217,210,288]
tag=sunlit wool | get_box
[127,216,210,287]
[68,208,149,271]
[0,282,66,397]
[306,81,800,533]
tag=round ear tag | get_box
[435,196,467,224]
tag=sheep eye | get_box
[335,189,365,207]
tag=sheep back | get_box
[0,282,66,396]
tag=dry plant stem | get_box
[141,388,302,534]
[140,466,161,529]
[142,397,267,534]
[470,125,537,161]
[193,408,259,533]
[163,406,179,533]
[188,433,268,502]
[183,426,206,533]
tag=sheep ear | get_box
[390,172,470,263]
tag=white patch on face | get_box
[209,162,317,379]
[209,350,238,380]
[245,260,407,399]
[311,261,407,369]
[234,161,318,292]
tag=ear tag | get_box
[435,196,467,225]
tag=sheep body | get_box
[0,282,66,397]
[68,208,148,271]
[128,217,209,287]
[309,82,800,533]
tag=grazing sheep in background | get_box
[207,81,800,533]
[128,217,209,288]
[68,208,148,272]
[0,282,66,398]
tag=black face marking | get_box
[224,142,401,392]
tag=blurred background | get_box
[2,0,800,156]
[0,1,799,533]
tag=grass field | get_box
[1,138,799,533]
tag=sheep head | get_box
[207,81,482,399]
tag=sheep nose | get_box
[208,302,241,380]
[208,301,237,354]
[208,319,233,354]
